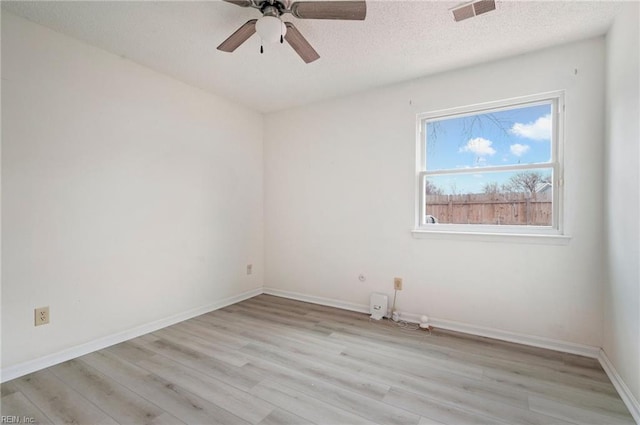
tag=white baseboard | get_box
[598,349,640,424]
[427,317,600,358]
[0,287,262,383]
[263,287,370,314]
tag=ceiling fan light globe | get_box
[256,15,286,43]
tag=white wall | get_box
[264,38,606,347]
[1,12,263,369]
[604,1,640,406]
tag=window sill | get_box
[411,229,572,245]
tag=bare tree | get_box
[425,180,443,195]
[427,113,512,150]
[502,171,551,195]
[482,182,501,194]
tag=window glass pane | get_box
[425,103,552,171]
[424,169,553,226]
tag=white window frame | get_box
[414,91,565,238]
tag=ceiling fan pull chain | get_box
[260,43,264,54]
[280,34,284,44]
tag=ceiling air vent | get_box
[452,0,496,22]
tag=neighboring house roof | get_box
[535,182,552,193]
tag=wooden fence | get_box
[426,192,552,226]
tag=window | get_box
[415,92,564,236]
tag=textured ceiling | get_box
[2,1,624,113]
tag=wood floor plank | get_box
[430,328,566,362]
[151,412,189,425]
[131,336,263,391]
[152,326,250,367]
[198,308,333,338]
[482,368,629,417]
[49,359,183,425]
[398,382,571,425]
[332,349,531,411]
[0,390,53,424]
[106,339,160,364]
[242,354,392,402]
[483,365,620,401]
[465,346,606,391]
[80,349,254,425]
[247,360,420,425]
[13,370,118,425]
[218,304,322,329]
[418,416,446,425]
[561,353,602,370]
[257,408,314,425]
[240,342,391,400]
[356,358,574,425]
[528,395,636,425]
[341,323,615,396]
[320,318,610,388]
[251,379,376,425]
[313,312,609,389]
[383,386,508,425]
[208,313,346,358]
[170,319,252,350]
[336,336,485,380]
[230,298,314,321]
[1,381,20,397]
[136,354,273,424]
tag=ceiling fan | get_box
[217,0,367,63]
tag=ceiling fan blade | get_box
[217,19,258,52]
[284,22,320,63]
[222,0,253,7]
[290,1,366,20]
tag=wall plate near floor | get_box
[369,293,388,320]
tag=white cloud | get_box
[510,114,551,141]
[510,143,530,156]
[459,137,496,156]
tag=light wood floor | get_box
[1,294,635,425]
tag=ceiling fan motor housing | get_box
[259,0,291,16]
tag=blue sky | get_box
[424,103,552,194]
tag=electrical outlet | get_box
[35,306,50,326]
[394,277,403,291]
[246,264,253,275]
